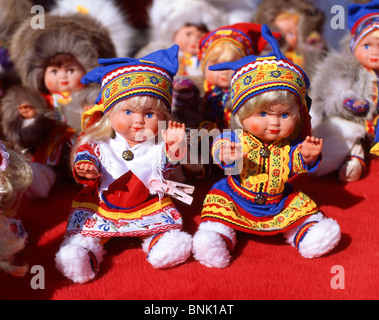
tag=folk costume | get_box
[198,23,279,129]
[310,0,379,181]
[192,25,341,268]
[56,46,193,284]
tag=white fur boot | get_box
[142,229,192,269]
[192,221,236,268]
[339,143,365,182]
[55,234,106,283]
[284,212,341,258]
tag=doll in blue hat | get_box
[192,25,341,268]
[310,0,379,182]
[55,45,193,283]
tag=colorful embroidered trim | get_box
[147,232,166,254]
[348,155,366,171]
[294,221,318,249]
[88,250,99,273]
[230,60,307,114]
[219,233,234,252]
[100,65,173,113]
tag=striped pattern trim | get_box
[219,233,234,252]
[294,221,318,249]
[147,232,166,254]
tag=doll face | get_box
[354,31,379,71]
[204,59,235,89]
[18,103,36,119]
[274,16,298,50]
[174,25,206,55]
[44,61,85,94]
[242,101,298,144]
[108,100,163,147]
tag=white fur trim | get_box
[25,162,56,199]
[284,213,341,259]
[55,234,106,283]
[50,0,135,56]
[192,221,236,268]
[143,230,192,269]
[312,117,366,176]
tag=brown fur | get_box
[0,86,55,153]
[9,13,116,91]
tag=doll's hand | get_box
[162,121,186,160]
[75,163,102,180]
[220,142,244,165]
[298,136,323,167]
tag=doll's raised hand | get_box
[75,163,102,180]
[220,142,244,165]
[161,121,186,160]
[298,136,323,167]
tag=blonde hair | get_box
[203,42,243,72]
[70,95,172,168]
[234,90,303,139]
[275,11,300,25]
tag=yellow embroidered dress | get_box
[201,131,320,235]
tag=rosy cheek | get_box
[45,80,53,90]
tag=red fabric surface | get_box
[1,157,378,300]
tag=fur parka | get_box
[9,13,116,91]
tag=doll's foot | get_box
[284,213,341,258]
[339,143,365,182]
[55,234,106,283]
[143,229,192,269]
[192,221,236,268]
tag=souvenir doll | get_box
[0,140,33,276]
[9,12,116,133]
[310,0,379,182]
[254,0,327,76]
[198,23,280,130]
[174,22,209,77]
[192,25,341,268]
[55,45,193,284]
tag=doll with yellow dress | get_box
[192,25,341,268]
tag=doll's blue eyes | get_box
[259,112,289,118]
[124,110,154,118]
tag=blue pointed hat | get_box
[209,25,310,115]
[81,45,179,113]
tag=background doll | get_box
[192,25,341,268]
[0,140,33,277]
[9,12,116,133]
[197,23,281,130]
[254,0,327,77]
[310,0,379,182]
[174,22,209,77]
[55,46,193,284]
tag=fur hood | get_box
[310,43,377,127]
[0,0,32,46]
[9,13,116,91]
[1,86,55,152]
[49,0,136,57]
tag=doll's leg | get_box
[192,221,236,268]
[283,212,341,258]
[142,229,192,269]
[55,234,106,283]
[338,142,365,182]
